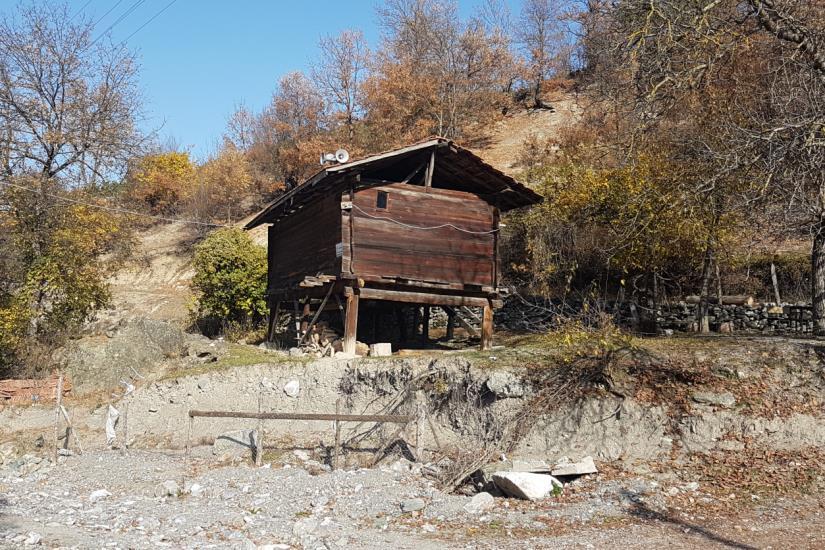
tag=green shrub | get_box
[191,228,267,326]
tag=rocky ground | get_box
[1,447,823,549]
[4,331,825,548]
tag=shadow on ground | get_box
[622,491,757,550]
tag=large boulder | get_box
[58,318,187,390]
[492,471,562,500]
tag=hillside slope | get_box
[103,104,574,325]
[468,96,581,175]
[105,216,269,325]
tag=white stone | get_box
[154,480,180,498]
[492,472,562,501]
[23,532,42,545]
[369,343,392,357]
[88,489,111,503]
[283,379,300,398]
[485,371,524,398]
[400,497,426,513]
[291,517,318,536]
[464,492,494,513]
[550,456,598,476]
[293,449,310,461]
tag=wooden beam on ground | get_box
[357,288,490,308]
[343,292,360,354]
[189,410,412,423]
[480,305,494,351]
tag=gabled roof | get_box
[245,137,543,229]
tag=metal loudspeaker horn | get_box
[320,149,350,165]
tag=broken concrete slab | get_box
[492,471,562,501]
[551,456,598,476]
[369,343,392,357]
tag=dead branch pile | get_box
[436,338,639,492]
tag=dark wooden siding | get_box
[350,183,496,287]
[268,192,342,291]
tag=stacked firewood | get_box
[301,321,342,357]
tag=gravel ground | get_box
[1,449,824,549]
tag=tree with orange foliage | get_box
[126,151,196,214]
[190,144,255,225]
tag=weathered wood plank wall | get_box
[350,183,496,287]
[267,192,342,291]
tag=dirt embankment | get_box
[4,334,825,467]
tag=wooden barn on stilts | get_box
[245,138,542,354]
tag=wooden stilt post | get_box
[301,300,311,338]
[293,300,301,343]
[333,398,342,470]
[412,307,420,337]
[445,308,455,341]
[343,292,359,355]
[53,373,63,463]
[396,307,407,343]
[422,306,430,343]
[268,300,280,342]
[480,304,494,351]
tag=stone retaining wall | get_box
[647,302,814,334]
[494,297,815,334]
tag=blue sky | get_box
[10,1,524,159]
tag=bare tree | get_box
[517,0,566,107]
[224,102,256,151]
[312,30,370,143]
[0,3,143,188]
